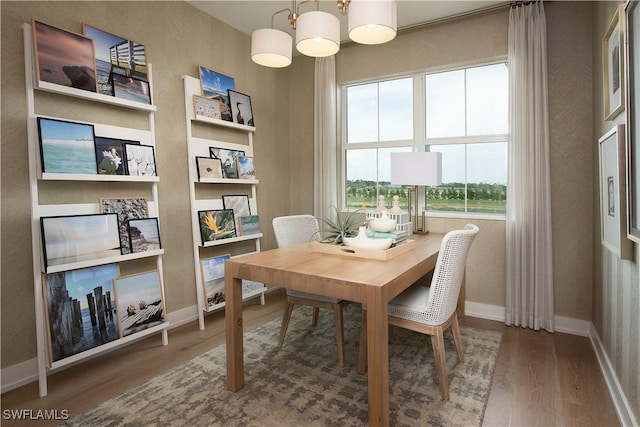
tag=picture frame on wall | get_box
[95,136,139,175]
[236,156,255,179]
[112,74,152,105]
[603,5,625,121]
[82,24,148,97]
[198,65,234,121]
[197,209,237,245]
[625,0,640,243]
[598,125,633,259]
[114,270,165,337]
[37,117,97,175]
[193,95,222,120]
[200,254,231,309]
[195,156,223,180]
[209,147,245,179]
[228,90,254,127]
[222,195,251,219]
[123,143,156,176]
[32,19,97,92]
[40,213,121,269]
[99,197,149,255]
[127,217,161,253]
[237,215,261,236]
[44,264,120,363]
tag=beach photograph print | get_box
[238,215,261,236]
[82,24,147,96]
[194,95,222,120]
[128,218,161,253]
[112,74,151,104]
[124,143,156,176]
[32,20,97,92]
[198,66,234,121]
[236,156,255,179]
[100,198,148,255]
[198,209,237,245]
[37,117,97,175]
[196,156,223,180]
[228,90,254,126]
[209,147,244,179]
[114,270,164,337]
[44,264,120,363]
[41,213,121,269]
[200,254,230,309]
[95,137,139,175]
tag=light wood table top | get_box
[224,233,444,426]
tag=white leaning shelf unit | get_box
[183,75,266,331]
[23,23,169,397]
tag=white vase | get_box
[343,226,392,250]
[369,210,397,233]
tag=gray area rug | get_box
[63,304,502,427]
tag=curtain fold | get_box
[505,1,555,332]
[313,56,338,219]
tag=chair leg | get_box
[357,311,367,374]
[431,327,450,401]
[333,304,346,368]
[277,303,295,348]
[311,307,320,326]
[450,315,464,363]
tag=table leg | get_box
[225,270,244,391]
[367,289,390,426]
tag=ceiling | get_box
[186,1,510,43]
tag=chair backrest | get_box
[424,223,479,326]
[272,215,320,248]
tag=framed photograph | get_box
[222,195,251,218]
[44,264,120,363]
[128,217,161,253]
[599,125,633,259]
[37,117,97,175]
[40,213,121,269]
[95,136,139,175]
[100,198,148,255]
[32,19,97,92]
[200,254,231,309]
[604,5,625,121]
[198,65,234,121]
[236,156,255,179]
[82,24,147,96]
[198,209,237,245]
[123,143,156,176]
[228,90,254,127]
[193,95,222,120]
[238,215,261,236]
[626,0,640,242]
[114,270,164,337]
[196,156,223,180]
[209,147,245,179]
[112,74,151,105]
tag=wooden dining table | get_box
[224,233,445,426]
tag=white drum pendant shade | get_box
[296,11,340,57]
[251,28,293,68]
[348,0,397,45]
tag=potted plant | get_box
[315,205,368,245]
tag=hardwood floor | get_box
[1,290,619,426]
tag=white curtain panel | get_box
[313,56,338,219]
[505,1,555,332]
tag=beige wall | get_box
[593,2,640,420]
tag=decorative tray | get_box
[310,239,416,260]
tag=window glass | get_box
[425,70,465,138]
[347,83,378,143]
[466,64,509,136]
[379,78,413,141]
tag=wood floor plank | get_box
[1,293,620,427]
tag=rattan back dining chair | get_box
[272,214,350,367]
[357,223,480,400]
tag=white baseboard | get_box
[589,324,638,427]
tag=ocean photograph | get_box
[128,218,161,253]
[38,117,97,174]
[115,271,164,337]
[199,66,234,110]
[201,254,230,308]
[45,264,120,362]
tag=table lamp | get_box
[390,152,442,234]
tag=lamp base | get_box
[413,229,429,235]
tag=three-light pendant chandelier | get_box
[251,0,397,68]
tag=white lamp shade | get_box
[296,11,340,57]
[251,28,292,68]
[348,0,397,45]
[390,152,442,186]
